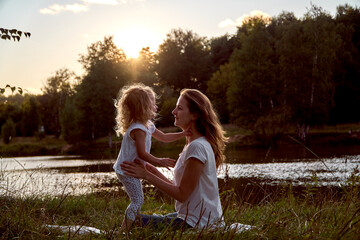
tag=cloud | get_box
[40,0,146,15]
[40,3,88,15]
[218,18,236,28]
[218,10,271,28]
[82,0,119,5]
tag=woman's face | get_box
[172,96,196,129]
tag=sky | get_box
[1,0,359,95]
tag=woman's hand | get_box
[121,159,148,179]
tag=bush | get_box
[1,119,16,144]
[253,105,292,146]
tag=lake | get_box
[1,144,360,199]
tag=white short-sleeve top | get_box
[113,121,156,175]
[174,136,224,229]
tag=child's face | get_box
[149,94,157,113]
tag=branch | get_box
[0,28,31,41]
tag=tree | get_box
[75,36,129,141]
[20,96,40,136]
[227,16,278,127]
[209,34,238,72]
[285,5,340,139]
[39,68,75,136]
[331,5,360,123]
[0,28,30,41]
[155,29,211,93]
[60,96,81,143]
[207,63,234,123]
[128,47,158,89]
[1,119,16,144]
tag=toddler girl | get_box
[113,83,188,230]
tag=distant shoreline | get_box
[1,130,359,158]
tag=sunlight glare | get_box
[113,28,162,59]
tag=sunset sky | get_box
[1,0,358,95]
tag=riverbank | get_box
[1,174,359,239]
[0,123,359,158]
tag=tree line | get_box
[1,4,359,145]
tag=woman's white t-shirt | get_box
[113,121,156,175]
[174,136,224,229]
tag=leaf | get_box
[17,31,22,37]
[16,36,20,42]
[18,87,23,95]
[5,84,11,88]
[11,87,16,93]
[0,28,4,33]
[0,88,5,94]
[1,35,7,40]
[10,29,17,34]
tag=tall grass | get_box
[1,163,359,239]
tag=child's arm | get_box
[152,128,189,143]
[132,129,175,168]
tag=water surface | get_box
[1,144,360,197]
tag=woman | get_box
[121,88,228,230]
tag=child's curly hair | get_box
[114,83,156,136]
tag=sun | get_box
[113,28,162,59]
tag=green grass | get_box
[1,170,359,239]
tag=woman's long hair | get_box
[114,83,156,136]
[180,89,228,168]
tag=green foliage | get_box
[0,28,30,41]
[214,4,353,141]
[20,96,40,136]
[155,29,211,93]
[331,4,360,123]
[209,34,238,71]
[129,47,158,88]
[0,85,23,95]
[227,16,277,127]
[1,4,360,143]
[60,97,81,144]
[253,105,292,146]
[75,36,130,141]
[1,119,16,144]
[39,68,75,137]
[207,63,233,123]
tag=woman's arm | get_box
[152,128,187,143]
[145,162,172,184]
[121,157,204,203]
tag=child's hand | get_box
[157,158,176,168]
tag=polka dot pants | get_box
[116,173,144,221]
